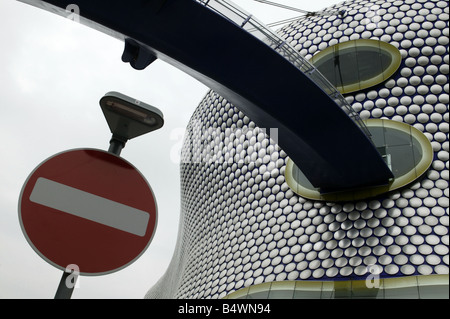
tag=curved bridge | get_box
[18,0,393,192]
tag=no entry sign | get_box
[19,149,157,276]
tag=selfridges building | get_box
[147,0,449,299]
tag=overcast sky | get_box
[0,0,338,299]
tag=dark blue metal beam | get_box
[17,0,393,192]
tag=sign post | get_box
[54,266,78,299]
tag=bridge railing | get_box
[196,0,372,139]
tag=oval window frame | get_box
[285,119,433,202]
[310,39,402,94]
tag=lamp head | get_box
[100,91,164,141]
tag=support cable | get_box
[250,0,343,17]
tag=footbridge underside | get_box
[18,0,393,192]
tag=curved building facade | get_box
[146,0,449,299]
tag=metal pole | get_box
[55,270,78,299]
[108,135,127,156]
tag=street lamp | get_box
[99,91,164,155]
[53,92,163,299]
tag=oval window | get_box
[285,119,433,201]
[310,39,402,94]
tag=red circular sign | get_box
[19,149,157,276]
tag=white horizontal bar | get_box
[29,177,150,237]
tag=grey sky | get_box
[0,0,337,298]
